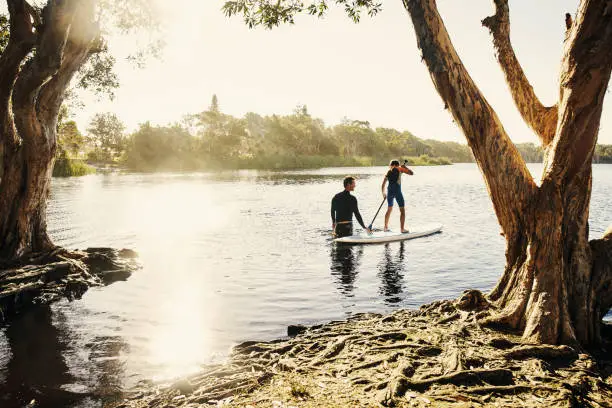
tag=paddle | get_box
[368,197,386,230]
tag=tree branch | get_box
[402,0,537,236]
[12,0,79,116]
[10,0,83,158]
[37,0,99,126]
[546,0,612,183]
[0,0,38,151]
[482,0,557,146]
[6,0,38,45]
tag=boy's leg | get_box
[384,207,393,231]
[396,191,408,232]
[400,207,407,233]
[384,189,395,231]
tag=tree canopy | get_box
[0,0,160,98]
[223,0,382,28]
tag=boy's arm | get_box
[381,177,387,197]
[399,165,414,175]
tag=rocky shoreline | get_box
[115,290,612,408]
[0,247,140,324]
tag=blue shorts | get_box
[387,184,405,207]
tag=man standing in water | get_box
[382,160,414,233]
[331,176,371,237]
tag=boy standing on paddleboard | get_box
[331,176,371,238]
[382,160,414,233]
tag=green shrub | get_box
[53,157,96,177]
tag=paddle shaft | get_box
[368,198,386,229]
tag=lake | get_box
[1,163,610,407]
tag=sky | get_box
[10,1,612,144]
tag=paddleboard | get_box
[334,224,442,244]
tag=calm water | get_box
[1,164,610,407]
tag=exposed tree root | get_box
[503,345,579,361]
[0,247,140,324]
[113,291,612,408]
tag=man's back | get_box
[332,190,357,222]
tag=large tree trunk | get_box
[403,0,612,345]
[0,129,56,261]
[486,168,603,345]
[0,0,98,264]
[0,1,141,326]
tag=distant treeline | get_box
[122,97,456,171]
[54,95,612,175]
[514,142,612,164]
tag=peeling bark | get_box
[590,231,612,329]
[481,0,557,146]
[403,0,612,345]
[401,0,537,241]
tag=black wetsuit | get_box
[331,190,366,237]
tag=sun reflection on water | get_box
[147,283,215,381]
[127,179,232,381]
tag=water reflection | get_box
[377,242,406,304]
[330,242,408,304]
[128,170,377,186]
[330,244,364,295]
[80,334,129,406]
[0,307,82,408]
[0,306,131,408]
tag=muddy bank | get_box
[116,290,612,407]
[0,247,139,324]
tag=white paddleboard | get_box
[334,224,443,244]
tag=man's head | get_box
[389,160,400,167]
[343,176,356,191]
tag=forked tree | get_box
[0,0,153,264]
[224,0,612,346]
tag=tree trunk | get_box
[403,0,612,345]
[486,169,604,345]
[0,0,98,264]
[0,133,56,261]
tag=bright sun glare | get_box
[148,282,212,380]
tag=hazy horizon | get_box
[3,0,612,144]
